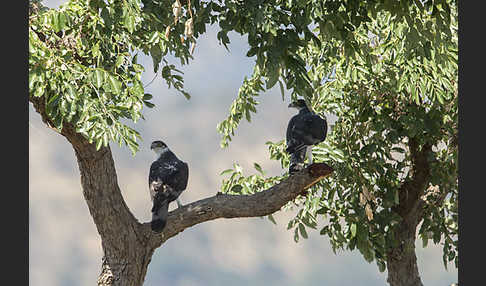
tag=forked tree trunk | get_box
[69,133,154,285]
[385,138,432,286]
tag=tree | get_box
[29,0,457,286]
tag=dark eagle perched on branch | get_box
[149,140,189,233]
[286,99,328,174]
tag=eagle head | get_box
[288,99,308,110]
[151,140,169,156]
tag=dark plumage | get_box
[149,140,189,233]
[286,99,327,174]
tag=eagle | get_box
[286,99,328,174]
[149,140,189,233]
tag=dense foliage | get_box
[217,0,458,273]
[29,0,458,278]
[29,0,208,152]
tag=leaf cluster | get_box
[217,0,457,271]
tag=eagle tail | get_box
[151,195,169,233]
[289,147,307,174]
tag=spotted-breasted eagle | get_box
[149,140,189,233]
[286,99,328,174]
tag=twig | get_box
[144,72,158,88]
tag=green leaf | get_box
[443,252,448,270]
[266,68,280,89]
[253,163,264,175]
[246,47,258,57]
[108,75,122,94]
[267,214,277,225]
[319,225,328,235]
[91,69,105,88]
[92,42,100,58]
[144,101,155,108]
[59,98,68,116]
[422,235,428,248]
[148,31,159,44]
[131,53,138,64]
[115,55,125,68]
[351,68,357,82]
[150,45,162,73]
[278,80,285,101]
[124,15,135,33]
[51,12,60,32]
[103,132,109,147]
[350,223,357,238]
[316,206,328,214]
[58,12,68,31]
[298,223,308,239]
[52,115,63,130]
[377,260,386,272]
[436,91,444,104]
[234,163,243,173]
[128,141,138,155]
[230,184,243,193]
[287,219,297,230]
[219,169,233,176]
[95,138,103,150]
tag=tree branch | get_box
[395,137,432,222]
[146,163,334,248]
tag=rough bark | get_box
[386,138,432,286]
[386,218,423,286]
[146,163,334,248]
[70,140,152,286]
[31,93,334,286]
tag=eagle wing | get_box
[286,113,327,153]
[303,113,327,142]
[149,159,188,202]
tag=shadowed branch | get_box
[146,163,334,248]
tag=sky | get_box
[29,1,458,285]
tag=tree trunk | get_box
[69,133,154,285]
[30,95,157,285]
[386,217,423,286]
[385,138,432,286]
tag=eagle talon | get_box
[289,163,304,174]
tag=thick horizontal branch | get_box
[146,163,334,249]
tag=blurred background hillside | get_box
[29,1,458,285]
